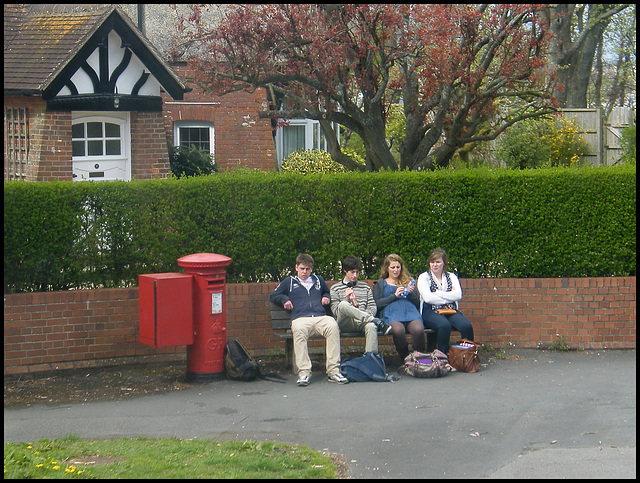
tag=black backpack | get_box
[224,339,286,383]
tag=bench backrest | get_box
[270,301,293,330]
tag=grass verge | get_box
[4,435,338,479]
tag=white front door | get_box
[72,112,131,181]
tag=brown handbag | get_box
[448,339,481,373]
[398,350,451,378]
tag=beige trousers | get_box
[291,315,341,377]
[333,300,379,353]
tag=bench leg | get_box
[425,331,437,352]
[284,339,299,374]
[424,330,460,353]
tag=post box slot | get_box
[207,279,224,287]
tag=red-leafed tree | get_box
[173,4,557,171]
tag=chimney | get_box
[137,4,145,34]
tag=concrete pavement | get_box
[4,349,636,478]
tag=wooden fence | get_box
[562,107,635,166]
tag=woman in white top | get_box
[417,248,474,354]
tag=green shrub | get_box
[496,116,591,169]
[496,118,553,169]
[4,165,636,292]
[619,125,636,165]
[168,142,217,178]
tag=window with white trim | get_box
[174,122,215,155]
[275,119,340,165]
[72,112,130,181]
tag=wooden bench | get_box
[270,301,441,372]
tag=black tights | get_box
[390,320,425,359]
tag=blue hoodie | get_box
[269,274,331,321]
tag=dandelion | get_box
[65,465,77,473]
[36,464,43,468]
[27,446,32,449]
[53,465,61,470]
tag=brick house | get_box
[4,4,278,182]
[121,4,333,170]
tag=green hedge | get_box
[4,165,636,293]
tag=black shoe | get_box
[373,318,392,335]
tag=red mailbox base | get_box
[186,367,225,382]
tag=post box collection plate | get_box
[211,292,223,314]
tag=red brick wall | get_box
[4,277,635,376]
[4,95,74,182]
[130,111,171,180]
[35,110,73,181]
[163,64,277,172]
[4,95,170,182]
[4,288,185,376]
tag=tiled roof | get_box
[4,4,188,98]
[4,4,115,92]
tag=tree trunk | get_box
[318,120,366,171]
[593,38,603,107]
[361,123,398,171]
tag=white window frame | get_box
[275,119,340,165]
[173,121,215,157]
[71,112,131,182]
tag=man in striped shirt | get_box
[330,255,392,354]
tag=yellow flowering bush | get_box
[547,117,591,167]
[619,125,636,165]
[281,149,363,173]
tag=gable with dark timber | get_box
[42,10,186,109]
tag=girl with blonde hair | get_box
[373,254,425,359]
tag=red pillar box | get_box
[177,253,232,382]
[139,273,194,347]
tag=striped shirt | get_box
[330,280,377,318]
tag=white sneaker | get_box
[327,372,349,384]
[296,374,310,386]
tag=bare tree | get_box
[543,4,632,108]
[603,5,636,114]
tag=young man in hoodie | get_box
[270,253,348,386]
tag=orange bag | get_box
[436,308,457,315]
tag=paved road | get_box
[4,349,636,478]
